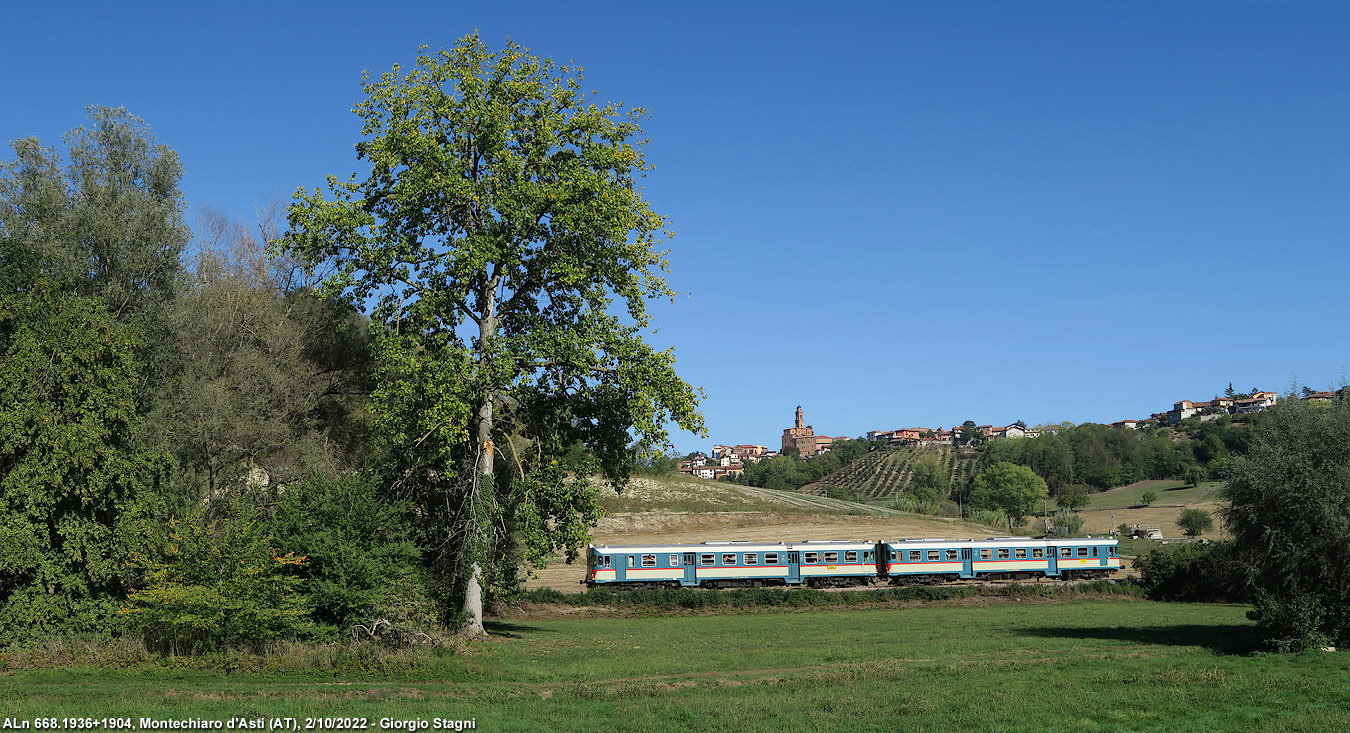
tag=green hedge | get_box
[519,581,1140,610]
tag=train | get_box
[583,536,1120,589]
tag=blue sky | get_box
[4,2,1348,453]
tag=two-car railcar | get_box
[584,536,1120,589]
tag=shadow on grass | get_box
[484,621,554,639]
[1020,623,1257,655]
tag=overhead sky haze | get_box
[4,1,1348,453]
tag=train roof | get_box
[589,540,874,553]
[880,536,1118,547]
[589,537,1118,554]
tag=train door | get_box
[1046,546,1059,576]
[682,553,698,586]
[615,554,627,582]
[787,552,801,584]
[960,548,974,579]
[1097,545,1108,567]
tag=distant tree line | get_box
[971,416,1260,498]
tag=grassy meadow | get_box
[1063,479,1223,511]
[6,599,1349,731]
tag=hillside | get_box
[798,444,978,501]
[597,472,915,516]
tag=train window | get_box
[945,549,958,561]
[980,549,991,560]
[824,552,839,564]
[642,554,656,567]
[745,553,758,565]
[701,554,715,566]
[927,550,940,561]
[805,552,819,564]
[1077,547,1088,558]
[1111,547,1118,557]
[890,551,898,561]
[670,554,680,566]
[845,551,857,563]
[908,550,922,562]
[603,556,612,568]
[1061,547,1072,558]
[1015,548,1027,559]
[997,549,1010,560]
[1033,548,1044,559]
[722,553,737,565]
[629,556,636,566]
[766,552,779,564]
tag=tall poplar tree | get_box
[282,35,705,635]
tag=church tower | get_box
[782,405,816,455]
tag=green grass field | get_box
[5,600,1349,731]
[1058,480,1223,511]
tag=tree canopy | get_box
[0,285,167,639]
[1224,397,1350,650]
[1176,508,1213,537]
[970,461,1048,531]
[281,35,705,634]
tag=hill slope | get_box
[598,472,914,516]
[799,444,978,501]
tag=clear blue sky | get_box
[5,1,1348,454]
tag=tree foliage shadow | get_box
[1019,623,1257,655]
[484,621,554,639]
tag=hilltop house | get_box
[1167,390,1278,425]
[1235,391,1278,414]
[712,444,774,463]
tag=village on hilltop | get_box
[678,388,1346,481]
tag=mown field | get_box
[6,599,1349,731]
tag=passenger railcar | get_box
[585,536,1120,589]
[882,536,1121,583]
[585,540,877,589]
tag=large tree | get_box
[281,36,705,635]
[0,105,187,314]
[149,208,372,504]
[0,284,168,640]
[1224,398,1350,650]
[0,106,189,394]
[970,461,1048,531]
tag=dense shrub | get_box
[264,475,425,640]
[122,500,314,653]
[1132,542,1245,603]
[517,582,1140,610]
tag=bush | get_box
[264,475,424,639]
[1248,590,1337,653]
[121,499,315,654]
[1132,541,1245,603]
[968,509,1007,528]
[1053,512,1084,537]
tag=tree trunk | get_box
[461,275,498,638]
[462,561,486,637]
